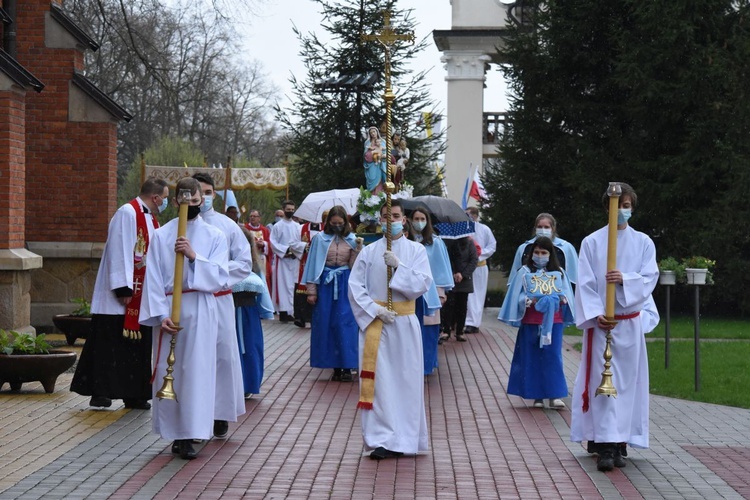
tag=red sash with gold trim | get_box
[123,199,158,338]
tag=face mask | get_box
[532,255,549,268]
[201,194,213,213]
[412,221,427,233]
[381,221,403,236]
[187,205,201,220]
[618,208,632,225]
[536,228,552,238]
[284,210,295,219]
[274,216,282,223]
[330,224,344,234]
[158,197,169,214]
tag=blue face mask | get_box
[618,208,632,225]
[158,197,169,214]
[201,195,213,213]
[412,220,427,232]
[381,221,403,236]
[532,255,549,269]
[536,228,552,238]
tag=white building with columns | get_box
[433,0,516,204]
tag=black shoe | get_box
[340,369,353,382]
[369,447,404,460]
[456,333,467,342]
[293,319,305,328]
[463,326,479,334]
[123,399,151,410]
[178,439,197,460]
[171,441,179,454]
[279,312,291,323]
[213,420,229,439]
[597,446,615,472]
[331,369,342,381]
[89,396,112,408]
[614,447,627,468]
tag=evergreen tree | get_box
[277,0,443,201]
[483,0,750,313]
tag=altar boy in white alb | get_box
[570,182,659,472]
[140,177,229,460]
[348,200,433,460]
[193,173,252,439]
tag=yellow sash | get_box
[477,260,487,267]
[357,299,416,410]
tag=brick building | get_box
[0,0,130,332]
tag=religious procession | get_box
[3,1,748,498]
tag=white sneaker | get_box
[549,398,565,409]
[533,399,544,408]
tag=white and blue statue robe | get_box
[201,208,252,422]
[417,237,453,375]
[348,236,433,454]
[301,232,359,370]
[363,137,386,192]
[139,217,229,441]
[509,237,579,285]
[571,225,658,450]
[499,266,574,400]
[233,272,274,395]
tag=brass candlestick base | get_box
[156,325,182,401]
[596,318,618,397]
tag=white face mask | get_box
[536,228,552,238]
[201,194,213,213]
[157,197,169,214]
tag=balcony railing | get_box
[483,112,506,145]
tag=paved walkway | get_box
[1,309,749,499]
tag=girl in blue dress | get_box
[499,237,575,409]
[301,206,362,381]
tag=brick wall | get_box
[16,0,117,244]
[0,90,27,249]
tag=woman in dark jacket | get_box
[440,236,478,342]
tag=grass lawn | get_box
[650,315,750,340]
[565,315,750,339]
[647,340,750,409]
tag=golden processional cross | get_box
[361,10,414,310]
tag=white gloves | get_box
[376,306,397,325]
[383,250,400,268]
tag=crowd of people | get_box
[71,178,658,472]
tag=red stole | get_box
[123,199,159,337]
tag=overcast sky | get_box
[239,0,509,120]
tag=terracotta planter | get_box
[659,270,677,286]
[0,350,77,393]
[685,268,708,285]
[52,314,93,345]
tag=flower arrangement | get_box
[357,187,386,220]
[70,297,91,317]
[658,257,685,283]
[682,256,715,285]
[681,256,715,270]
[358,183,416,221]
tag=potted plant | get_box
[681,256,715,285]
[658,257,684,286]
[52,298,93,345]
[0,329,77,393]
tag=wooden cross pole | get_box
[361,10,414,310]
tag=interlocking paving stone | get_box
[1,310,750,498]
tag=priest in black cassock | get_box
[71,177,169,409]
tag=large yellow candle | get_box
[605,182,622,320]
[170,199,189,325]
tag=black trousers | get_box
[441,291,469,334]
